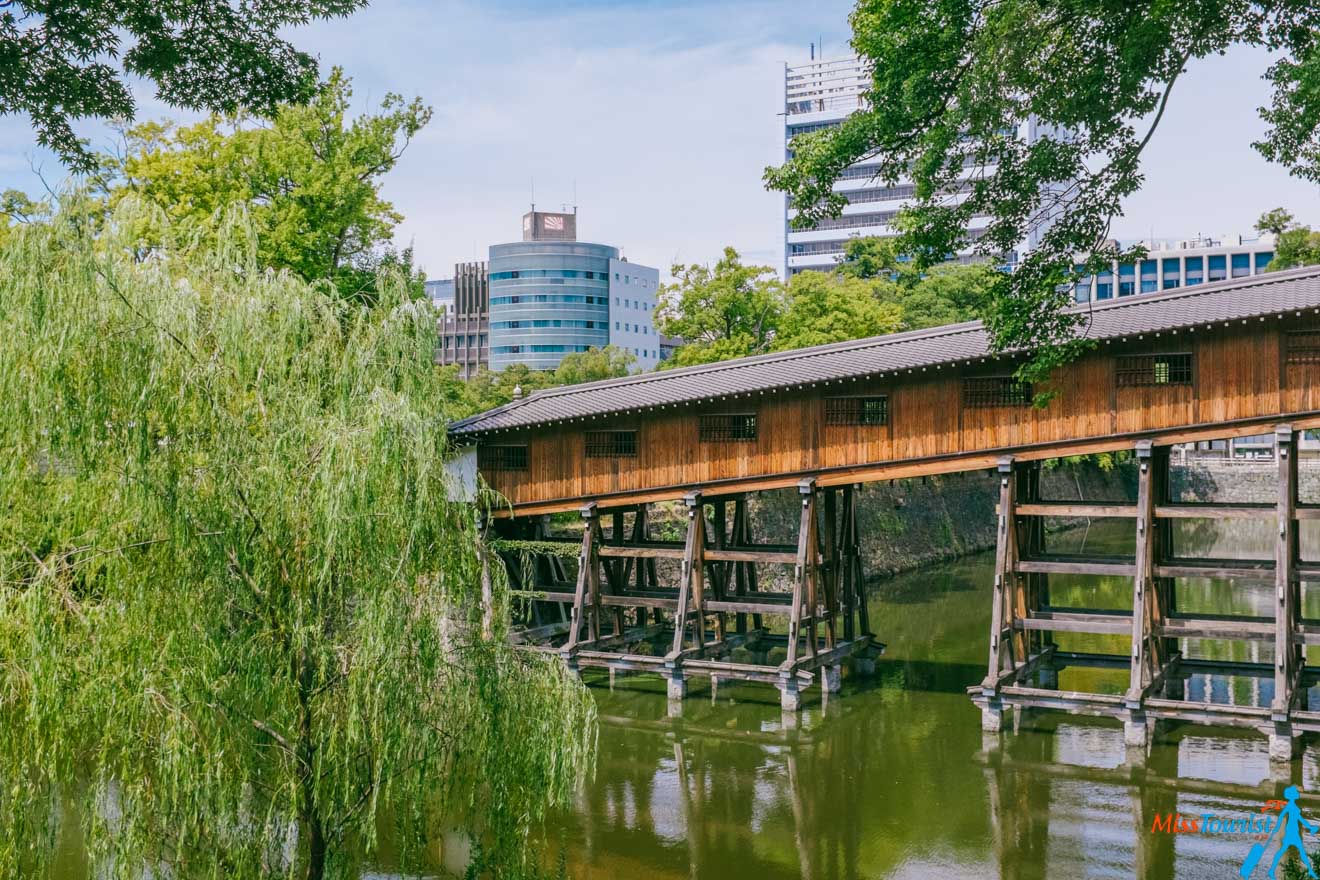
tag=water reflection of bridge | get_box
[556,683,1318,879]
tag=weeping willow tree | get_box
[0,196,595,879]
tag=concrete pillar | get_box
[608,668,616,690]
[666,673,687,702]
[822,665,842,694]
[1124,713,1150,748]
[981,701,1004,732]
[780,680,803,712]
[1269,728,1300,763]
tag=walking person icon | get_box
[1265,786,1317,879]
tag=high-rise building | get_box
[436,262,489,379]
[488,210,660,372]
[1070,233,1277,303]
[782,54,1067,276]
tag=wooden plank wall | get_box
[480,323,1320,513]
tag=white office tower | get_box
[782,54,1069,276]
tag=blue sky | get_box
[1,0,1316,280]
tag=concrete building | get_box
[782,54,1069,276]
[1070,233,1277,303]
[424,278,455,313]
[488,210,660,372]
[436,262,489,379]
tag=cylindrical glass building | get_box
[488,238,618,372]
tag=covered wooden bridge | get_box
[450,265,1320,751]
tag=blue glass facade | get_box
[1072,246,1276,303]
[488,241,618,372]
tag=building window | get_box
[1115,353,1193,386]
[699,413,757,442]
[1286,332,1320,365]
[585,430,637,458]
[963,377,1033,408]
[825,396,889,426]
[478,445,528,472]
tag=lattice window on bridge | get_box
[1115,353,1192,386]
[825,396,889,426]
[477,444,528,471]
[1286,332,1320,365]
[585,430,638,458]
[698,413,758,442]
[962,377,1033,408]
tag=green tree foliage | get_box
[837,236,997,330]
[1257,207,1320,271]
[0,197,594,879]
[460,346,636,414]
[0,1,364,171]
[103,69,431,303]
[765,1,1320,385]
[879,262,998,330]
[552,345,637,386]
[658,247,785,367]
[0,188,43,248]
[772,271,904,351]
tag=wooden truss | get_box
[974,425,1319,758]
[495,480,881,710]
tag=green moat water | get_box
[542,518,1320,880]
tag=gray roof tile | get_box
[449,265,1320,437]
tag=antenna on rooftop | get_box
[810,41,814,60]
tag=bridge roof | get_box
[449,264,1320,438]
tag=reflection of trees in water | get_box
[553,686,1001,880]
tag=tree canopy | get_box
[101,69,431,303]
[1258,207,1320,271]
[657,248,785,367]
[837,236,996,330]
[765,1,1320,385]
[0,1,365,171]
[657,243,998,368]
[0,197,593,879]
[461,346,638,414]
[772,271,904,351]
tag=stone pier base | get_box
[1269,729,1300,763]
[780,681,803,712]
[981,702,1004,732]
[1124,714,1150,749]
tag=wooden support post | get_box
[563,502,598,659]
[706,502,727,643]
[667,492,705,659]
[605,511,626,636]
[785,479,817,676]
[820,488,840,653]
[983,458,1021,699]
[1126,441,1156,745]
[731,498,748,636]
[1272,425,1301,760]
[847,484,871,638]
